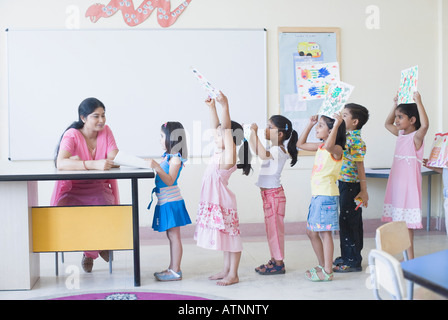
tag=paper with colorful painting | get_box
[318,81,354,118]
[427,133,448,168]
[397,65,418,104]
[191,67,220,99]
[295,62,340,100]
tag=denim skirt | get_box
[307,195,339,232]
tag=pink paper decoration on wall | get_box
[86,0,193,28]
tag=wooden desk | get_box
[401,249,448,298]
[0,165,154,290]
[365,167,438,231]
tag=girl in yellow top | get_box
[297,113,346,282]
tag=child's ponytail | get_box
[270,115,298,167]
[237,139,252,176]
[287,130,298,167]
[231,121,252,176]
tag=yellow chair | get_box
[375,221,414,299]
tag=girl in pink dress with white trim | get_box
[194,92,251,286]
[383,91,429,259]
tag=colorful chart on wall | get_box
[279,27,340,145]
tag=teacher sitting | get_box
[51,97,120,273]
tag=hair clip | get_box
[285,124,288,131]
[163,122,167,128]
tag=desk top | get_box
[365,167,438,178]
[0,164,154,182]
[401,249,448,297]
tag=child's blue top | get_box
[154,152,187,189]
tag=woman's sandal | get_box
[305,265,333,282]
[256,261,285,275]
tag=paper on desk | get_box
[191,67,220,99]
[113,151,152,169]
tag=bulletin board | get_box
[278,27,340,149]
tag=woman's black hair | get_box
[320,115,346,150]
[269,115,298,167]
[230,120,252,176]
[396,103,421,130]
[161,121,188,158]
[54,97,105,166]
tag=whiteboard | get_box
[6,29,267,160]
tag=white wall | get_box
[0,0,444,227]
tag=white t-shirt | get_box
[256,145,290,189]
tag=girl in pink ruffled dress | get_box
[194,92,251,286]
[383,92,429,259]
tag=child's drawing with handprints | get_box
[318,81,354,118]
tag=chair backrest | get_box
[375,221,411,257]
[368,249,407,300]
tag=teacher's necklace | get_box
[80,129,97,159]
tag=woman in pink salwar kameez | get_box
[51,97,119,272]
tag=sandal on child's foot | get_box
[256,261,285,275]
[305,266,333,282]
[333,256,344,266]
[333,264,362,273]
[255,259,274,273]
[154,268,182,281]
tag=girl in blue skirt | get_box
[146,122,191,281]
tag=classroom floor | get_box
[1,230,448,301]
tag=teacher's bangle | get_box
[83,160,89,170]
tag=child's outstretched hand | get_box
[413,91,422,104]
[250,123,258,133]
[216,91,229,107]
[205,96,216,108]
[145,158,161,171]
[393,94,398,107]
[332,112,343,126]
[308,115,318,127]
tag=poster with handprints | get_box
[397,65,418,104]
[295,62,340,100]
[318,81,354,118]
[427,133,448,168]
[279,28,340,145]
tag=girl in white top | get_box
[249,115,298,275]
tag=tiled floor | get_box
[1,230,448,300]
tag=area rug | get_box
[51,291,210,300]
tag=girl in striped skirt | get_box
[146,122,191,281]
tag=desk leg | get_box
[427,175,431,231]
[131,178,141,287]
[0,181,39,290]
